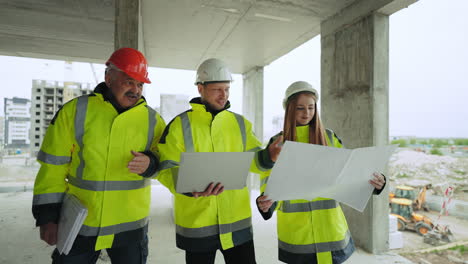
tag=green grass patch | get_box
[449,245,467,254]
[396,173,410,178]
[391,139,407,147]
[430,148,443,155]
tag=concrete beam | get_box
[321,12,390,253]
[242,66,264,142]
[0,33,110,63]
[378,0,419,15]
[114,0,141,51]
[321,0,417,36]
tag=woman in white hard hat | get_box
[256,81,386,264]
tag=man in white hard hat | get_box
[157,58,283,263]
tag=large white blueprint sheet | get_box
[176,152,255,193]
[264,141,397,212]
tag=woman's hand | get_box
[268,135,284,162]
[257,195,274,212]
[369,172,385,190]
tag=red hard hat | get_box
[106,47,151,84]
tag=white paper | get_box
[57,193,88,255]
[176,152,255,193]
[264,141,397,212]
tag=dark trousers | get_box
[185,240,256,264]
[51,235,148,264]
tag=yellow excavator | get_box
[390,185,431,212]
[389,185,454,244]
[390,197,433,235]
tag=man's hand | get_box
[192,182,224,198]
[268,135,284,162]
[40,222,58,246]
[128,151,150,174]
[369,172,385,190]
[257,195,274,212]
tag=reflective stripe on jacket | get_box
[157,99,263,251]
[260,126,354,264]
[32,90,166,251]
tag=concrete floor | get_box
[0,184,414,264]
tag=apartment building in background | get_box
[3,97,31,149]
[30,80,92,156]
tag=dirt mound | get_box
[389,149,468,199]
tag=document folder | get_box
[57,193,88,255]
[176,152,255,193]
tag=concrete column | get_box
[114,0,147,96]
[243,67,264,191]
[242,66,264,142]
[114,0,144,51]
[321,13,389,253]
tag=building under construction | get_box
[29,80,92,156]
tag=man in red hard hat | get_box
[32,47,166,263]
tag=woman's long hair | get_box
[283,92,328,146]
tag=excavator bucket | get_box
[423,225,454,246]
[437,225,455,243]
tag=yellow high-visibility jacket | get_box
[260,126,355,264]
[157,98,267,252]
[32,83,166,251]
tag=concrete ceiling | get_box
[0,0,412,73]
[142,0,356,73]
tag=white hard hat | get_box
[195,58,233,85]
[283,81,318,109]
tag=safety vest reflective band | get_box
[37,150,71,165]
[176,217,252,238]
[179,112,194,152]
[75,95,88,179]
[32,192,65,205]
[145,107,157,150]
[281,199,338,213]
[157,159,180,171]
[67,176,151,191]
[279,231,351,254]
[80,217,149,236]
[325,129,334,146]
[260,176,268,187]
[233,113,246,151]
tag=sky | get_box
[1,0,467,139]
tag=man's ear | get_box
[197,84,203,95]
[105,72,111,87]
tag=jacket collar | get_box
[189,97,230,116]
